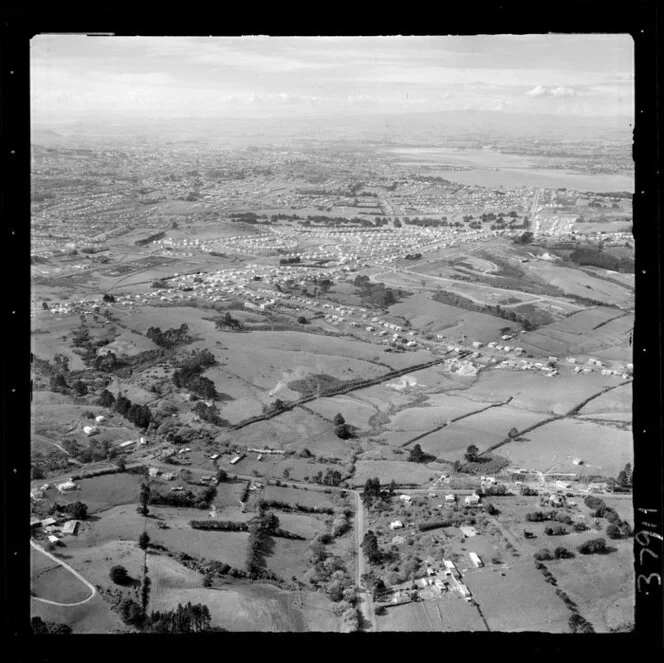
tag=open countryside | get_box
[30,35,634,635]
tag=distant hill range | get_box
[32,110,632,147]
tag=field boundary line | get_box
[400,396,514,448]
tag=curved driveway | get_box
[31,539,96,607]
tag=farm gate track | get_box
[400,396,514,448]
[481,379,632,457]
[229,351,464,432]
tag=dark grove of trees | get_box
[172,349,218,400]
[113,393,153,429]
[146,324,192,349]
[361,477,396,509]
[568,245,634,273]
[361,530,383,565]
[31,617,73,635]
[116,598,214,633]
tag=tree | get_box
[138,531,151,551]
[408,443,425,463]
[110,565,130,585]
[334,423,352,440]
[97,389,116,407]
[203,573,214,588]
[49,373,69,393]
[605,523,622,539]
[139,483,151,516]
[333,413,346,426]
[507,427,519,439]
[297,316,308,324]
[577,537,608,555]
[554,546,574,559]
[118,598,145,627]
[216,469,228,483]
[282,468,290,480]
[64,501,88,520]
[464,445,479,462]
[115,456,127,472]
[103,293,116,302]
[73,379,88,396]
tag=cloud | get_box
[526,85,577,97]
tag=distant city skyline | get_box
[31,35,633,122]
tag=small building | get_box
[399,494,412,504]
[390,520,404,530]
[460,525,477,538]
[83,425,98,436]
[56,480,77,493]
[148,467,160,478]
[230,454,245,465]
[119,440,136,449]
[30,517,42,529]
[47,535,61,545]
[469,552,483,568]
[444,494,456,504]
[464,494,481,507]
[41,517,57,528]
[95,415,106,423]
[210,453,220,460]
[62,520,80,536]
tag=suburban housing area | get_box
[29,35,634,636]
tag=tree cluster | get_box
[146,324,192,349]
[113,393,153,429]
[362,530,383,565]
[172,350,218,400]
[361,477,396,509]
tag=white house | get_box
[464,494,481,507]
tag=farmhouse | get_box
[390,520,404,530]
[460,525,477,538]
[464,494,481,507]
[230,454,246,465]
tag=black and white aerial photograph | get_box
[28,33,636,635]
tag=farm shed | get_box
[62,520,80,535]
[469,552,483,568]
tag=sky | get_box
[31,35,634,122]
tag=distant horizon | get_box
[31,35,634,124]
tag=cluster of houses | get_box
[30,514,81,545]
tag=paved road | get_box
[30,539,96,607]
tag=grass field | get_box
[389,293,511,342]
[262,485,337,510]
[352,460,439,487]
[148,580,341,631]
[548,547,634,632]
[463,561,570,632]
[496,418,633,476]
[31,548,93,604]
[52,473,144,514]
[31,593,127,634]
[376,595,487,631]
